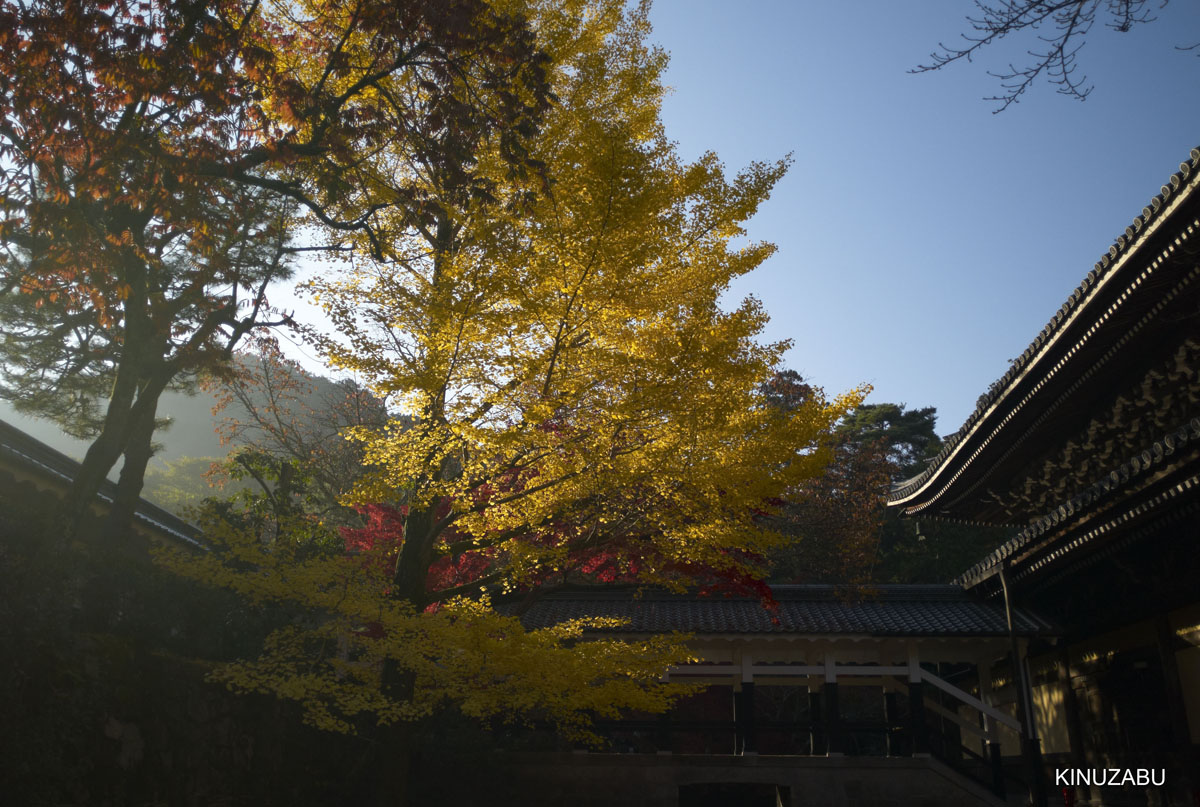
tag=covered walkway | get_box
[518,585,1055,801]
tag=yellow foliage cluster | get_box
[164,0,861,740]
[309,0,859,579]
[158,511,699,738]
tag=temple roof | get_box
[888,146,1200,525]
[952,422,1200,591]
[516,585,1054,637]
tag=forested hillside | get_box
[0,358,357,514]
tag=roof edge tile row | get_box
[888,146,1200,510]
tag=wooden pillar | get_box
[808,685,825,755]
[908,644,929,756]
[979,659,1005,798]
[1000,563,1047,807]
[978,659,994,758]
[1155,615,1191,749]
[989,739,1006,798]
[735,682,757,754]
[908,680,929,756]
[656,710,672,754]
[732,685,752,755]
[824,654,843,755]
[732,654,756,756]
[1056,648,1084,761]
[824,682,842,755]
[731,684,741,755]
[938,663,963,762]
[884,690,903,756]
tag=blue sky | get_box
[645,0,1200,434]
[268,1,1200,437]
[7,1,1190,465]
[5,1,1197,464]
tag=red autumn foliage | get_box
[339,495,778,616]
[341,503,409,557]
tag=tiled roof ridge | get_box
[534,583,970,602]
[953,416,1200,587]
[889,145,1200,507]
[1017,491,1200,594]
[517,585,1057,636]
[898,257,1200,519]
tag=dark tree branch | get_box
[913,0,1164,111]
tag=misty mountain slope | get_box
[0,362,365,515]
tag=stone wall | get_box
[0,470,369,806]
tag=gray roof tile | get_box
[516,584,1053,637]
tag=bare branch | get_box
[913,0,1163,111]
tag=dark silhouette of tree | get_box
[837,403,942,481]
[842,405,1008,583]
[0,0,551,539]
[770,426,891,585]
[766,393,1008,584]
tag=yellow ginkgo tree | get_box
[162,0,860,744]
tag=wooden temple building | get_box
[7,144,1200,806]
[498,585,1054,807]
[1,413,1044,806]
[885,146,1200,807]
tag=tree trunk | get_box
[373,503,442,806]
[67,426,127,536]
[371,703,416,806]
[68,348,176,543]
[67,367,143,538]
[392,506,437,609]
[104,396,159,542]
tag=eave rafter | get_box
[889,147,1200,523]
[956,429,1200,592]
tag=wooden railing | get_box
[566,664,1031,801]
[904,670,1027,800]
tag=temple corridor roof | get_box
[516,585,1054,637]
[0,416,202,548]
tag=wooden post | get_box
[808,685,825,755]
[824,653,843,755]
[908,680,929,756]
[978,659,994,758]
[824,681,842,755]
[732,674,757,755]
[732,683,743,755]
[1155,615,1191,748]
[741,682,757,754]
[1000,562,1047,807]
[908,644,929,756]
[656,710,672,754]
[938,663,964,762]
[740,654,756,754]
[979,658,1006,798]
[1056,648,1084,762]
[884,691,902,756]
[989,739,1006,798]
